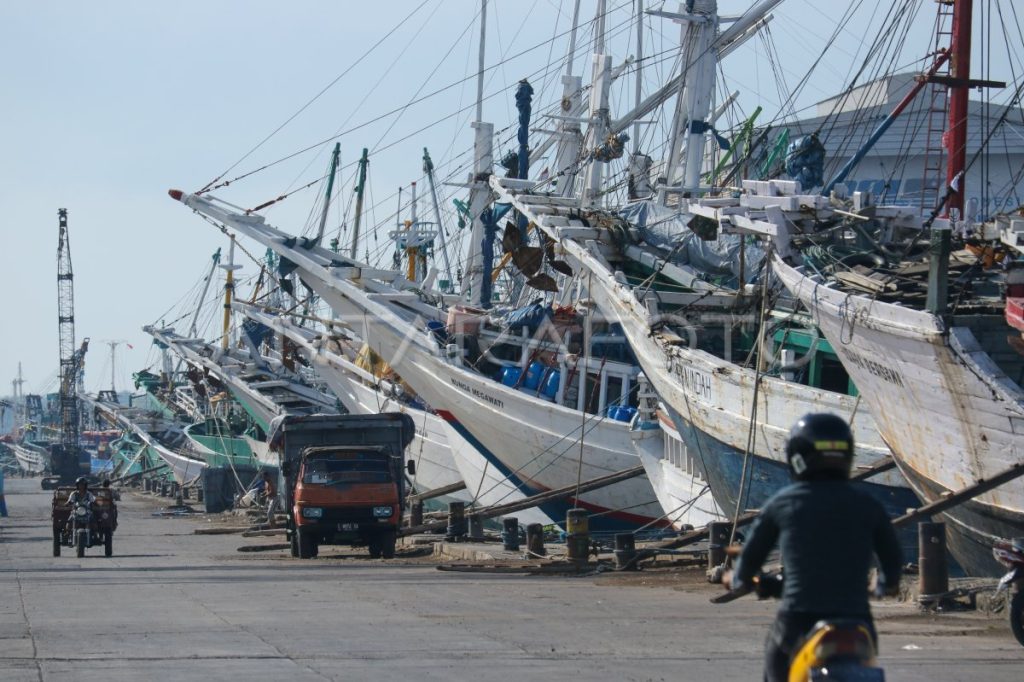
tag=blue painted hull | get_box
[667,412,923,561]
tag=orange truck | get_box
[272,414,416,559]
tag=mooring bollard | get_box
[446,501,466,540]
[467,513,484,540]
[614,532,637,570]
[409,499,424,527]
[918,521,949,601]
[502,517,520,551]
[526,523,546,556]
[708,521,730,569]
[566,508,590,562]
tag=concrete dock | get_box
[1,478,1021,681]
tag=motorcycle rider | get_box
[729,413,903,682]
[67,476,96,507]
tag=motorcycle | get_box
[51,487,116,558]
[993,537,1024,647]
[70,501,93,558]
[713,572,885,681]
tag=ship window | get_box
[901,178,923,196]
[605,376,623,410]
[818,357,852,395]
[878,179,900,200]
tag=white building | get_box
[778,72,1024,218]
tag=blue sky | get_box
[1,0,1018,396]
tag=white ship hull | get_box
[237,306,557,522]
[632,409,725,531]
[171,190,680,531]
[87,397,206,485]
[776,255,1024,576]
[329,363,553,524]
[332,306,664,531]
[301,349,468,500]
[563,232,910,516]
[486,179,919,553]
[10,441,50,474]
[147,438,207,486]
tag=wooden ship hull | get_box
[776,256,1024,576]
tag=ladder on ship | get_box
[919,1,955,216]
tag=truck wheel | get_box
[53,529,61,557]
[381,532,397,559]
[289,531,299,558]
[367,537,382,559]
[297,528,316,559]
[76,530,87,558]
[1010,589,1024,647]
[104,532,113,558]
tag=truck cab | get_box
[273,414,416,559]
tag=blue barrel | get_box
[523,361,546,390]
[615,406,637,422]
[541,370,561,400]
[500,367,522,387]
[426,320,447,343]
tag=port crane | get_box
[43,209,90,489]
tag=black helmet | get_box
[75,476,89,487]
[785,413,854,481]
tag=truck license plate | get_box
[338,523,357,531]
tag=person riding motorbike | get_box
[728,413,903,682]
[67,477,96,507]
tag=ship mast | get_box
[553,0,583,198]
[220,236,241,351]
[349,148,369,259]
[582,0,611,208]
[944,0,972,218]
[12,364,25,438]
[423,148,454,290]
[463,0,496,306]
[315,142,341,244]
[104,340,125,393]
[188,248,222,339]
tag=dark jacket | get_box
[732,480,902,616]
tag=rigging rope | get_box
[198,0,434,194]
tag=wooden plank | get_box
[408,481,468,504]
[398,465,647,537]
[893,461,1024,528]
